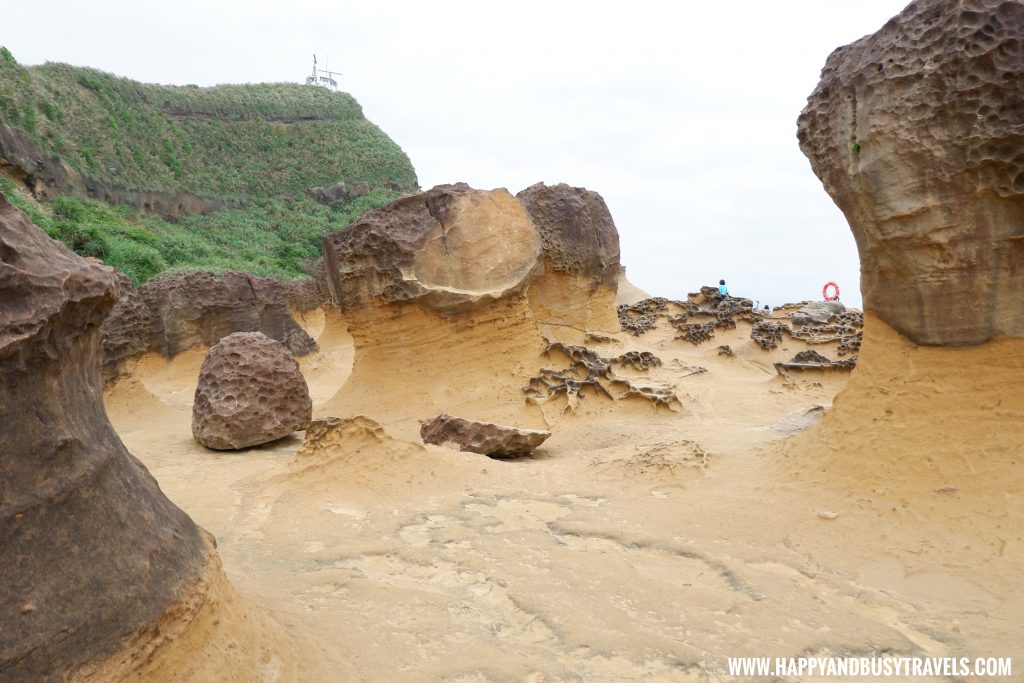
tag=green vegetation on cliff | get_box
[0,176,399,283]
[0,47,418,283]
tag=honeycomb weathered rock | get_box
[750,321,790,351]
[192,332,312,450]
[797,0,1024,345]
[515,182,621,287]
[525,342,680,411]
[774,349,858,374]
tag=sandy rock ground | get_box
[103,304,1022,682]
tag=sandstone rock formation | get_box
[774,349,857,374]
[750,321,789,351]
[516,182,620,285]
[101,270,317,377]
[322,183,544,312]
[317,183,630,438]
[619,288,763,342]
[791,301,846,327]
[100,271,151,379]
[0,195,212,681]
[518,182,623,333]
[786,304,863,358]
[525,342,680,412]
[797,0,1024,345]
[420,413,551,457]
[192,332,312,450]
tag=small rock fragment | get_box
[420,414,550,458]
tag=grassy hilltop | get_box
[0,47,418,282]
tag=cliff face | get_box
[100,270,318,379]
[797,0,1024,346]
[0,195,212,681]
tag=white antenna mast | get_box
[305,52,341,90]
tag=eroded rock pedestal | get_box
[788,0,1024,506]
[0,195,211,681]
[318,182,635,436]
[797,0,1024,345]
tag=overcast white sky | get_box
[5,0,911,307]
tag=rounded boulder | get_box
[192,332,312,449]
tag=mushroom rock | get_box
[192,332,313,450]
[788,0,1024,510]
[321,183,544,312]
[0,195,212,680]
[318,183,624,438]
[797,0,1024,346]
[516,182,622,334]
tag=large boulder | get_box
[0,195,212,681]
[192,332,313,450]
[797,0,1024,345]
[322,183,544,312]
[420,413,551,457]
[516,182,621,288]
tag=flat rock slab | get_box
[192,332,312,450]
[420,414,551,458]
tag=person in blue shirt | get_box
[718,279,729,296]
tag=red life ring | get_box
[823,281,840,301]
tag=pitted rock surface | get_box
[420,413,551,457]
[750,321,790,351]
[525,342,680,412]
[787,305,864,358]
[797,0,1024,345]
[322,184,543,312]
[515,182,621,286]
[192,332,312,450]
[620,289,762,339]
[618,297,674,336]
[0,196,209,681]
